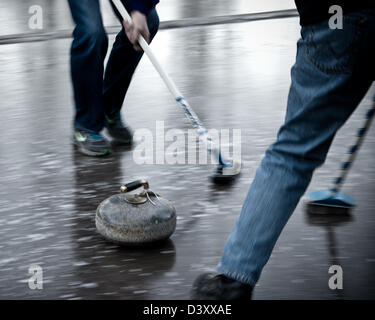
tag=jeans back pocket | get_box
[305,14,367,74]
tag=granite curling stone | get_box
[96,180,176,245]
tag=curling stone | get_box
[96,179,176,245]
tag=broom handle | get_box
[331,98,375,194]
[111,0,227,166]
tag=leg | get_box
[103,7,160,118]
[68,0,108,133]
[216,12,374,286]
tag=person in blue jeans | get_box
[192,3,375,299]
[68,0,159,156]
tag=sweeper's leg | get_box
[103,8,159,119]
[101,7,159,144]
[68,0,112,156]
[216,13,374,287]
[192,10,375,299]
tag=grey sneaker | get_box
[73,129,112,156]
[105,115,133,145]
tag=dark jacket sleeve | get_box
[124,0,159,15]
[111,0,159,22]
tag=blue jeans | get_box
[68,0,159,133]
[217,10,375,286]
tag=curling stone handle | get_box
[120,180,149,193]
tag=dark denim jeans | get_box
[68,0,159,133]
[217,10,375,285]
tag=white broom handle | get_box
[112,0,182,99]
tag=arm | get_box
[120,0,159,50]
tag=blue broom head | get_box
[307,190,356,208]
[212,160,241,184]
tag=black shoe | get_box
[73,129,112,156]
[191,272,253,300]
[105,115,133,145]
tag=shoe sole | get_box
[73,140,112,157]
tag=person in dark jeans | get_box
[192,1,375,299]
[68,0,159,156]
